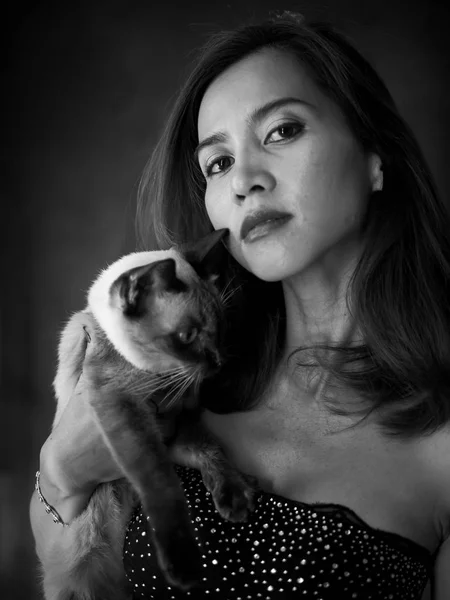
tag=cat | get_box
[42,229,257,600]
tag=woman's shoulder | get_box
[420,422,450,474]
[418,422,450,541]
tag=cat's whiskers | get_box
[162,369,193,399]
[163,371,196,410]
[161,367,199,409]
[220,274,237,300]
[221,283,243,307]
[154,366,194,388]
[134,377,187,398]
[124,367,189,397]
[156,375,192,402]
[167,365,204,409]
[192,367,204,396]
[134,366,195,407]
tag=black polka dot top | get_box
[123,466,432,599]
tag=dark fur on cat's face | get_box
[108,230,229,377]
[111,259,224,375]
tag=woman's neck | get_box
[281,239,363,352]
[278,241,365,403]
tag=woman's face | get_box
[196,48,381,282]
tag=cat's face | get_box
[104,229,229,376]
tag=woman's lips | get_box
[240,211,293,243]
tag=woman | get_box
[30,12,450,599]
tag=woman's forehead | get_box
[197,48,339,139]
[198,48,343,141]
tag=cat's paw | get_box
[208,471,259,523]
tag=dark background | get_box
[2,0,449,598]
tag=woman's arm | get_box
[30,393,133,600]
[29,445,95,564]
[29,321,129,600]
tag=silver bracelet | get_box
[35,470,67,526]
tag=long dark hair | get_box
[136,12,450,437]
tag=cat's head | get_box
[88,229,229,376]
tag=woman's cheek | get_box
[204,191,226,230]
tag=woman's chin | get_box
[242,259,294,283]
[229,238,306,282]
[252,269,287,283]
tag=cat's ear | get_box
[180,229,229,281]
[112,258,185,316]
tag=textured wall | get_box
[3,0,449,598]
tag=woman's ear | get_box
[368,153,383,192]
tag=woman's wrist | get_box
[37,461,95,524]
[38,442,96,522]
[35,470,67,525]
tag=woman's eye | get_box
[177,327,198,345]
[265,122,304,144]
[205,156,233,177]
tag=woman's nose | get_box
[230,161,276,201]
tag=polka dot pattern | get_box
[123,466,432,599]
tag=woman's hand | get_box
[40,317,123,499]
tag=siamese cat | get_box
[43,229,257,600]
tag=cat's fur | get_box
[41,230,257,600]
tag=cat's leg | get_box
[169,412,258,523]
[85,383,204,591]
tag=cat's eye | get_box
[177,327,198,345]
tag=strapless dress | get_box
[123,466,432,599]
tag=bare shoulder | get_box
[419,422,450,540]
[432,534,450,599]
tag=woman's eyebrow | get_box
[194,96,314,162]
[194,132,228,163]
[247,96,315,127]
